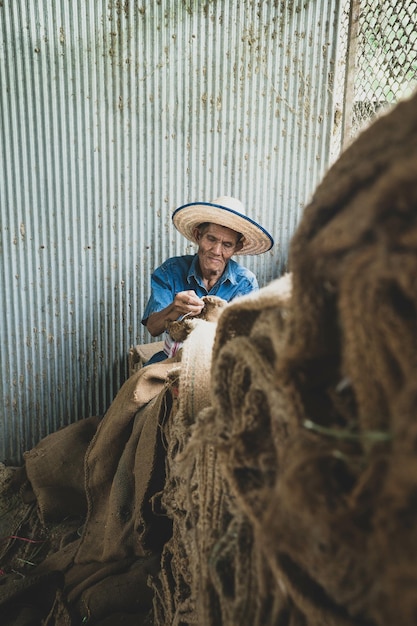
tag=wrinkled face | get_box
[194,222,243,279]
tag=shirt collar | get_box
[187,254,237,287]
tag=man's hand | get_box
[145,290,205,337]
[173,290,205,317]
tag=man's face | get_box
[194,223,243,279]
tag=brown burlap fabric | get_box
[153,319,220,624]
[24,415,101,523]
[153,277,296,626]
[75,360,178,563]
[0,569,65,626]
[153,92,417,626]
[1,358,180,624]
[203,92,417,626]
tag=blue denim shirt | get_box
[141,254,258,326]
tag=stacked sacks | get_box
[208,275,296,626]
[208,91,417,625]
[153,317,221,624]
[274,91,417,625]
[286,92,417,624]
[3,359,181,625]
[154,275,294,626]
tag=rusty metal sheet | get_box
[0,0,342,462]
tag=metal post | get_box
[342,0,361,147]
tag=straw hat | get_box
[172,196,274,255]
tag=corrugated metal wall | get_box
[0,0,342,463]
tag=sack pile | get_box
[152,90,417,626]
[1,90,417,625]
[154,276,292,625]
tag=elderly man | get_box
[141,196,274,363]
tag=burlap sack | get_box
[254,91,417,626]
[153,277,296,626]
[75,358,180,563]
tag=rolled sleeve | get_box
[141,264,175,325]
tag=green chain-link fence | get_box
[342,0,417,146]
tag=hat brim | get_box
[172,201,274,255]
